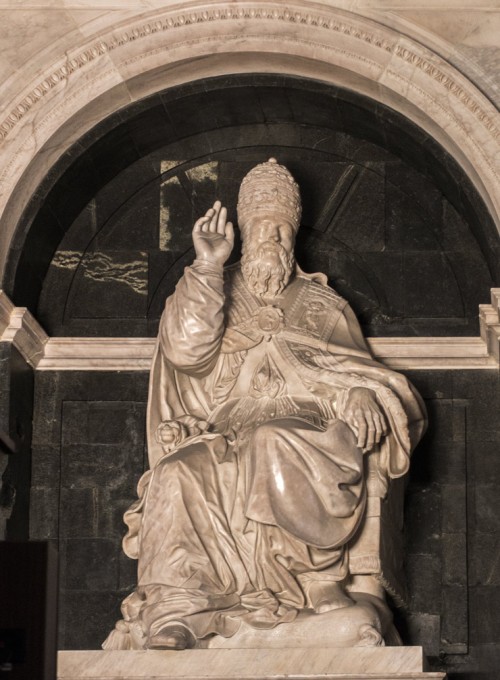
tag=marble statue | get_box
[103,159,426,651]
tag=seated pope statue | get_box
[104,159,426,651]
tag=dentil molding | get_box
[0,1,500,281]
[0,6,498,147]
[0,6,498,145]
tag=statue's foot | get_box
[147,622,195,650]
[307,581,354,614]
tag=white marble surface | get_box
[201,594,394,649]
[1,289,498,372]
[0,290,48,366]
[34,336,497,371]
[57,647,446,679]
[0,1,499,284]
[480,289,500,364]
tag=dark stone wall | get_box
[0,343,33,540]
[29,366,500,679]
[402,370,500,678]
[0,342,13,535]
[5,76,499,339]
[33,148,493,340]
[30,371,148,648]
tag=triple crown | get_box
[237,158,302,230]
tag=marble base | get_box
[58,648,446,679]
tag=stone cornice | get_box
[368,337,496,371]
[479,288,500,365]
[34,336,497,371]
[0,291,48,367]
[39,337,156,372]
[0,291,497,372]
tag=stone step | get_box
[58,648,446,680]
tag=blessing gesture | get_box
[193,201,234,267]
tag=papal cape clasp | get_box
[257,306,285,337]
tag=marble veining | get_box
[52,251,148,294]
[57,647,437,679]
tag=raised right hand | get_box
[193,201,234,266]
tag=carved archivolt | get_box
[0,1,499,277]
[1,7,499,145]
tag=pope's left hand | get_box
[341,387,388,453]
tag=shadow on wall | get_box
[4,75,499,339]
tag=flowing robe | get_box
[106,260,426,648]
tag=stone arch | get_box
[1,1,500,284]
[6,74,497,340]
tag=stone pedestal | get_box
[58,648,445,679]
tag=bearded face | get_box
[241,233,295,298]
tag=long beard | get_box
[241,241,295,298]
